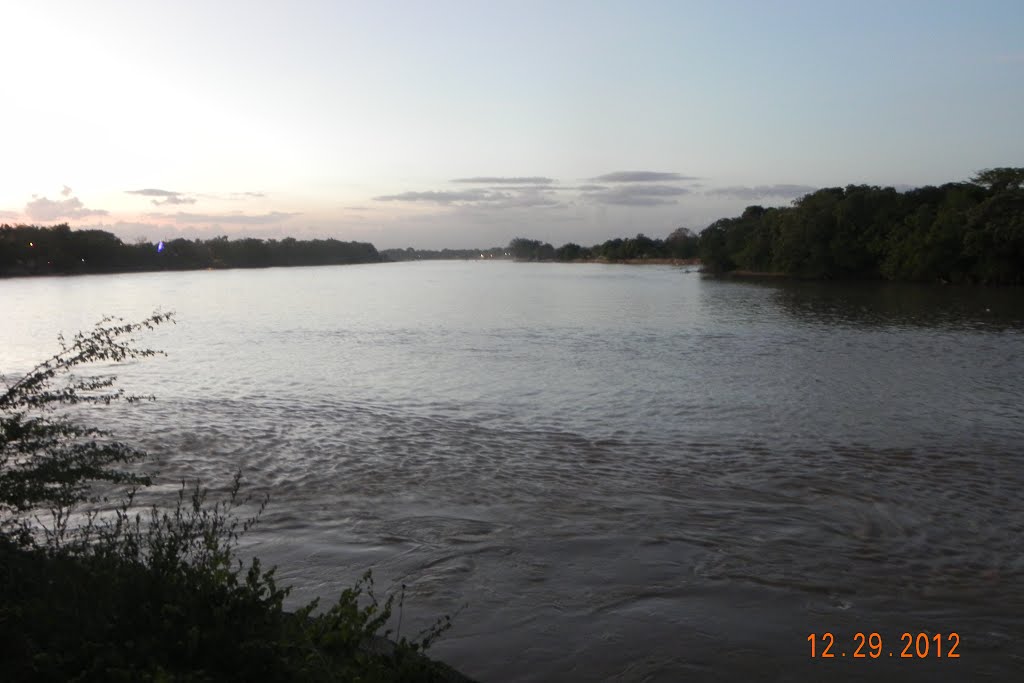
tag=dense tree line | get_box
[698,168,1024,284]
[0,224,380,277]
[7,168,1021,283]
[381,246,508,261]
[508,227,700,262]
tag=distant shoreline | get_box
[0,224,381,279]
[708,269,792,278]
[583,257,701,267]
[510,257,702,266]
[0,260,379,280]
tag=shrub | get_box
[1,312,174,544]
[0,314,467,682]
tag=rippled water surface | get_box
[3,261,1023,681]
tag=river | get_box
[2,261,1022,681]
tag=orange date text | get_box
[807,632,960,659]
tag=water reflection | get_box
[713,276,1024,330]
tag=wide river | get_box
[2,261,1023,681]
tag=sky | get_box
[1,0,1022,249]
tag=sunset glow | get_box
[2,0,1021,248]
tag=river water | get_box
[2,261,1022,681]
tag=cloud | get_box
[705,184,816,200]
[190,191,268,201]
[126,188,180,198]
[582,184,690,206]
[590,171,698,183]
[486,192,562,209]
[374,187,562,210]
[126,188,198,206]
[149,211,299,225]
[485,184,558,193]
[451,176,555,185]
[158,195,196,206]
[61,185,72,197]
[25,196,109,221]
[375,189,497,204]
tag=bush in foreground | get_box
[0,314,468,682]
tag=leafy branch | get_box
[0,311,175,543]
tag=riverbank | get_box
[513,257,701,266]
[0,536,474,682]
[597,257,701,266]
[700,268,1017,286]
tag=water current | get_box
[2,261,1022,681]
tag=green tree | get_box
[698,219,737,272]
[665,227,699,259]
[964,190,1024,284]
[971,167,1024,193]
[508,237,547,260]
[554,242,589,260]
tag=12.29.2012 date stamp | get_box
[808,632,960,659]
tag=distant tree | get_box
[593,238,623,260]
[554,242,589,261]
[508,237,544,260]
[0,226,381,277]
[971,167,1024,193]
[698,219,736,272]
[665,227,699,259]
[963,190,1024,284]
[626,233,662,259]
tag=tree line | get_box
[697,168,1024,284]
[5,167,1022,283]
[381,246,508,261]
[0,224,381,277]
[508,227,700,263]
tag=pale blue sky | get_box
[1,0,1021,248]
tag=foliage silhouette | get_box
[0,226,380,277]
[0,314,469,682]
[508,230,699,262]
[0,312,175,542]
[695,170,1024,284]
